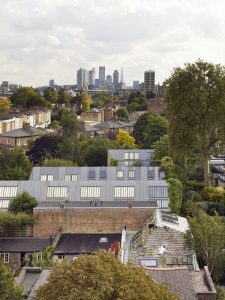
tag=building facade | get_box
[144,70,155,94]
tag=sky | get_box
[1,0,225,87]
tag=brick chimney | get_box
[110,242,121,260]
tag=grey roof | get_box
[0,166,168,209]
[54,233,122,254]
[0,237,51,252]
[146,268,197,300]
[0,127,46,138]
[94,120,133,129]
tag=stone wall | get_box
[33,207,154,237]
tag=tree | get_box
[27,135,62,165]
[57,88,70,105]
[43,88,57,103]
[161,156,177,180]
[133,113,168,147]
[82,137,117,166]
[0,148,32,180]
[168,178,182,214]
[117,107,129,121]
[42,158,77,167]
[81,92,92,112]
[61,110,78,138]
[165,60,225,185]
[8,192,38,215]
[186,211,225,277]
[0,260,23,300]
[35,251,176,300]
[152,134,170,160]
[58,137,81,163]
[0,98,11,115]
[115,130,136,149]
[11,87,36,107]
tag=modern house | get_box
[107,149,154,166]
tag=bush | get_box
[0,212,34,236]
[168,178,182,214]
[201,187,225,203]
[200,201,225,216]
[185,180,205,191]
[8,192,38,214]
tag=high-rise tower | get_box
[144,70,155,94]
[99,66,106,87]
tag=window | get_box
[0,253,9,263]
[99,170,107,179]
[88,170,96,180]
[147,168,155,179]
[148,186,168,198]
[41,175,53,181]
[0,200,9,209]
[80,186,101,198]
[117,170,124,179]
[124,152,139,160]
[65,174,78,181]
[36,252,43,263]
[159,170,165,179]
[128,170,135,179]
[6,139,9,145]
[0,186,17,198]
[47,187,67,198]
[130,152,134,159]
[124,152,129,160]
[134,152,139,160]
[114,186,134,199]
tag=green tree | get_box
[61,110,78,138]
[58,137,81,163]
[133,113,168,147]
[24,246,53,268]
[0,260,23,300]
[35,251,176,300]
[161,156,177,180]
[44,88,57,103]
[165,60,225,185]
[168,178,182,214]
[115,129,136,149]
[0,148,32,180]
[57,88,70,105]
[117,107,129,121]
[82,137,117,166]
[11,87,36,107]
[152,134,169,160]
[186,211,225,278]
[8,192,37,215]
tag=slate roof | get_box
[0,237,51,252]
[0,127,46,138]
[146,267,197,300]
[94,120,134,129]
[54,233,122,254]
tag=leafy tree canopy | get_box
[0,260,23,300]
[0,98,11,115]
[43,88,57,103]
[116,107,129,121]
[186,211,225,281]
[11,87,50,108]
[133,112,168,148]
[115,129,136,149]
[27,134,62,165]
[42,158,77,167]
[168,178,182,214]
[57,88,70,104]
[8,191,38,215]
[165,60,225,185]
[152,134,169,160]
[81,92,92,112]
[0,148,32,180]
[35,251,176,300]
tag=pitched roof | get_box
[0,237,51,252]
[146,267,197,300]
[0,127,46,138]
[54,233,122,254]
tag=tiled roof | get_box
[146,267,197,300]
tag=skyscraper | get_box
[144,70,155,94]
[106,75,112,85]
[49,79,55,88]
[133,81,140,90]
[113,70,119,91]
[99,66,105,87]
[77,68,88,89]
[88,68,95,86]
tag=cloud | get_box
[0,0,225,86]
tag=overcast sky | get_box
[1,0,225,87]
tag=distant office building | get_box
[106,75,112,85]
[99,66,106,87]
[88,68,95,86]
[113,70,119,91]
[9,84,18,91]
[95,79,100,87]
[1,81,9,90]
[144,70,155,94]
[77,68,89,90]
[49,79,55,88]
[133,81,140,90]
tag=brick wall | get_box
[33,208,154,237]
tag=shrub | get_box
[8,192,38,215]
[168,178,183,214]
[0,212,34,236]
[201,187,225,203]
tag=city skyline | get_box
[1,0,225,86]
